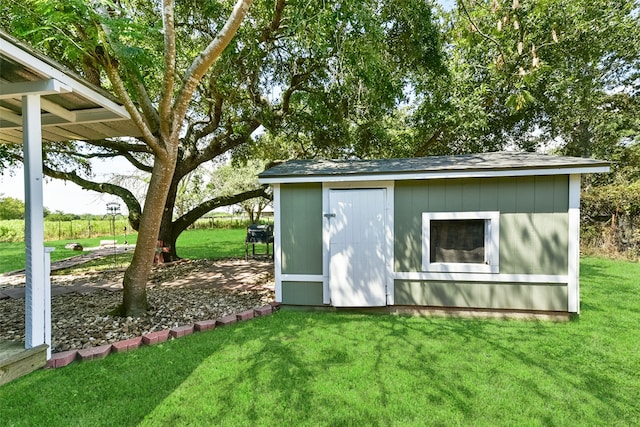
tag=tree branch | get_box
[119,152,153,173]
[84,139,153,154]
[458,0,506,64]
[190,119,261,171]
[39,163,143,230]
[94,20,162,155]
[191,87,225,141]
[414,127,444,157]
[172,0,254,142]
[172,186,270,236]
[159,0,176,138]
[259,0,286,43]
[100,55,163,155]
[128,73,160,134]
[279,64,321,116]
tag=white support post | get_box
[22,93,47,351]
[44,247,55,359]
[568,174,581,314]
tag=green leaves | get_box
[505,89,534,112]
[423,0,640,161]
[0,196,25,220]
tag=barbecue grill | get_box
[245,224,274,259]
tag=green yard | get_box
[0,257,638,426]
[0,228,247,274]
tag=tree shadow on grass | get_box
[143,311,638,425]
[1,301,638,425]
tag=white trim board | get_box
[567,174,581,313]
[422,211,500,274]
[394,272,568,284]
[281,274,324,283]
[0,79,71,99]
[272,184,282,303]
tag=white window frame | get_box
[422,211,500,274]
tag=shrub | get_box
[581,181,640,258]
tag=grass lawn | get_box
[0,228,247,274]
[0,257,638,425]
[176,227,247,260]
[0,235,138,274]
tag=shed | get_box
[258,152,609,316]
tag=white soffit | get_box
[0,29,140,144]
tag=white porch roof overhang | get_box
[0,30,140,143]
[1,29,139,360]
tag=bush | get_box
[581,181,640,258]
[0,221,22,242]
[0,197,24,220]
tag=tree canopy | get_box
[0,0,444,247]
[208,160,270,223]
[0,196,24,220]
[3,0,257,315]
[0,0,444,314]
[411,0,640,165]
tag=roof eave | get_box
[0,32,131,120]
[258,164,611,184]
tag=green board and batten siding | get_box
[282,281,324,305]
[500,213,568,275]
[279,177,571,308]
[394,281,568,311]
[394,176,570,311]
[394,175,569,273]
[280,183,324,305]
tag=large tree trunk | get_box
[112,0,254,316]
[121,155,176,315]
[158,177,181,262]
[159,226,180,262]
[246,208,255,224]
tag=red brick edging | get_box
[46,303,280,368]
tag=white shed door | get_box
[328,189,387,307]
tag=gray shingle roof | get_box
[258,152,609,183]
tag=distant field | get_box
[0,218,131,243]
[0,216,266,243]
[175,228,250,260]
[0,227,254,274]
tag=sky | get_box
[440,0,455,11]
[0,157,135,215]
[0,0,456,215]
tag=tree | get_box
[1,0,444,314]
[1,0,444,257]
[2,0,254,315]
[407,0,640,161]
[0,196,25,220]
[209,160,270,223]
[0,145,15,172]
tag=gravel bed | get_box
[0,259,274,353]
